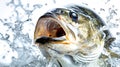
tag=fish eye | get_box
[69,11,78,22]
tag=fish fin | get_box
[101,48,120,59]
[104,37,116,49]
[108,49,120,58]
[103,30,116,48]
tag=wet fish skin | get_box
[34,5,111,67]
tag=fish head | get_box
[34,5,106,62]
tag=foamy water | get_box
[0,0,120,67]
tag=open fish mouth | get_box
[34,5,106,63]
[34,17,65,38]
[34,16,66,43]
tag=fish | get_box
[34,5,119,67]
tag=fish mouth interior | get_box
[40,17,66,38]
